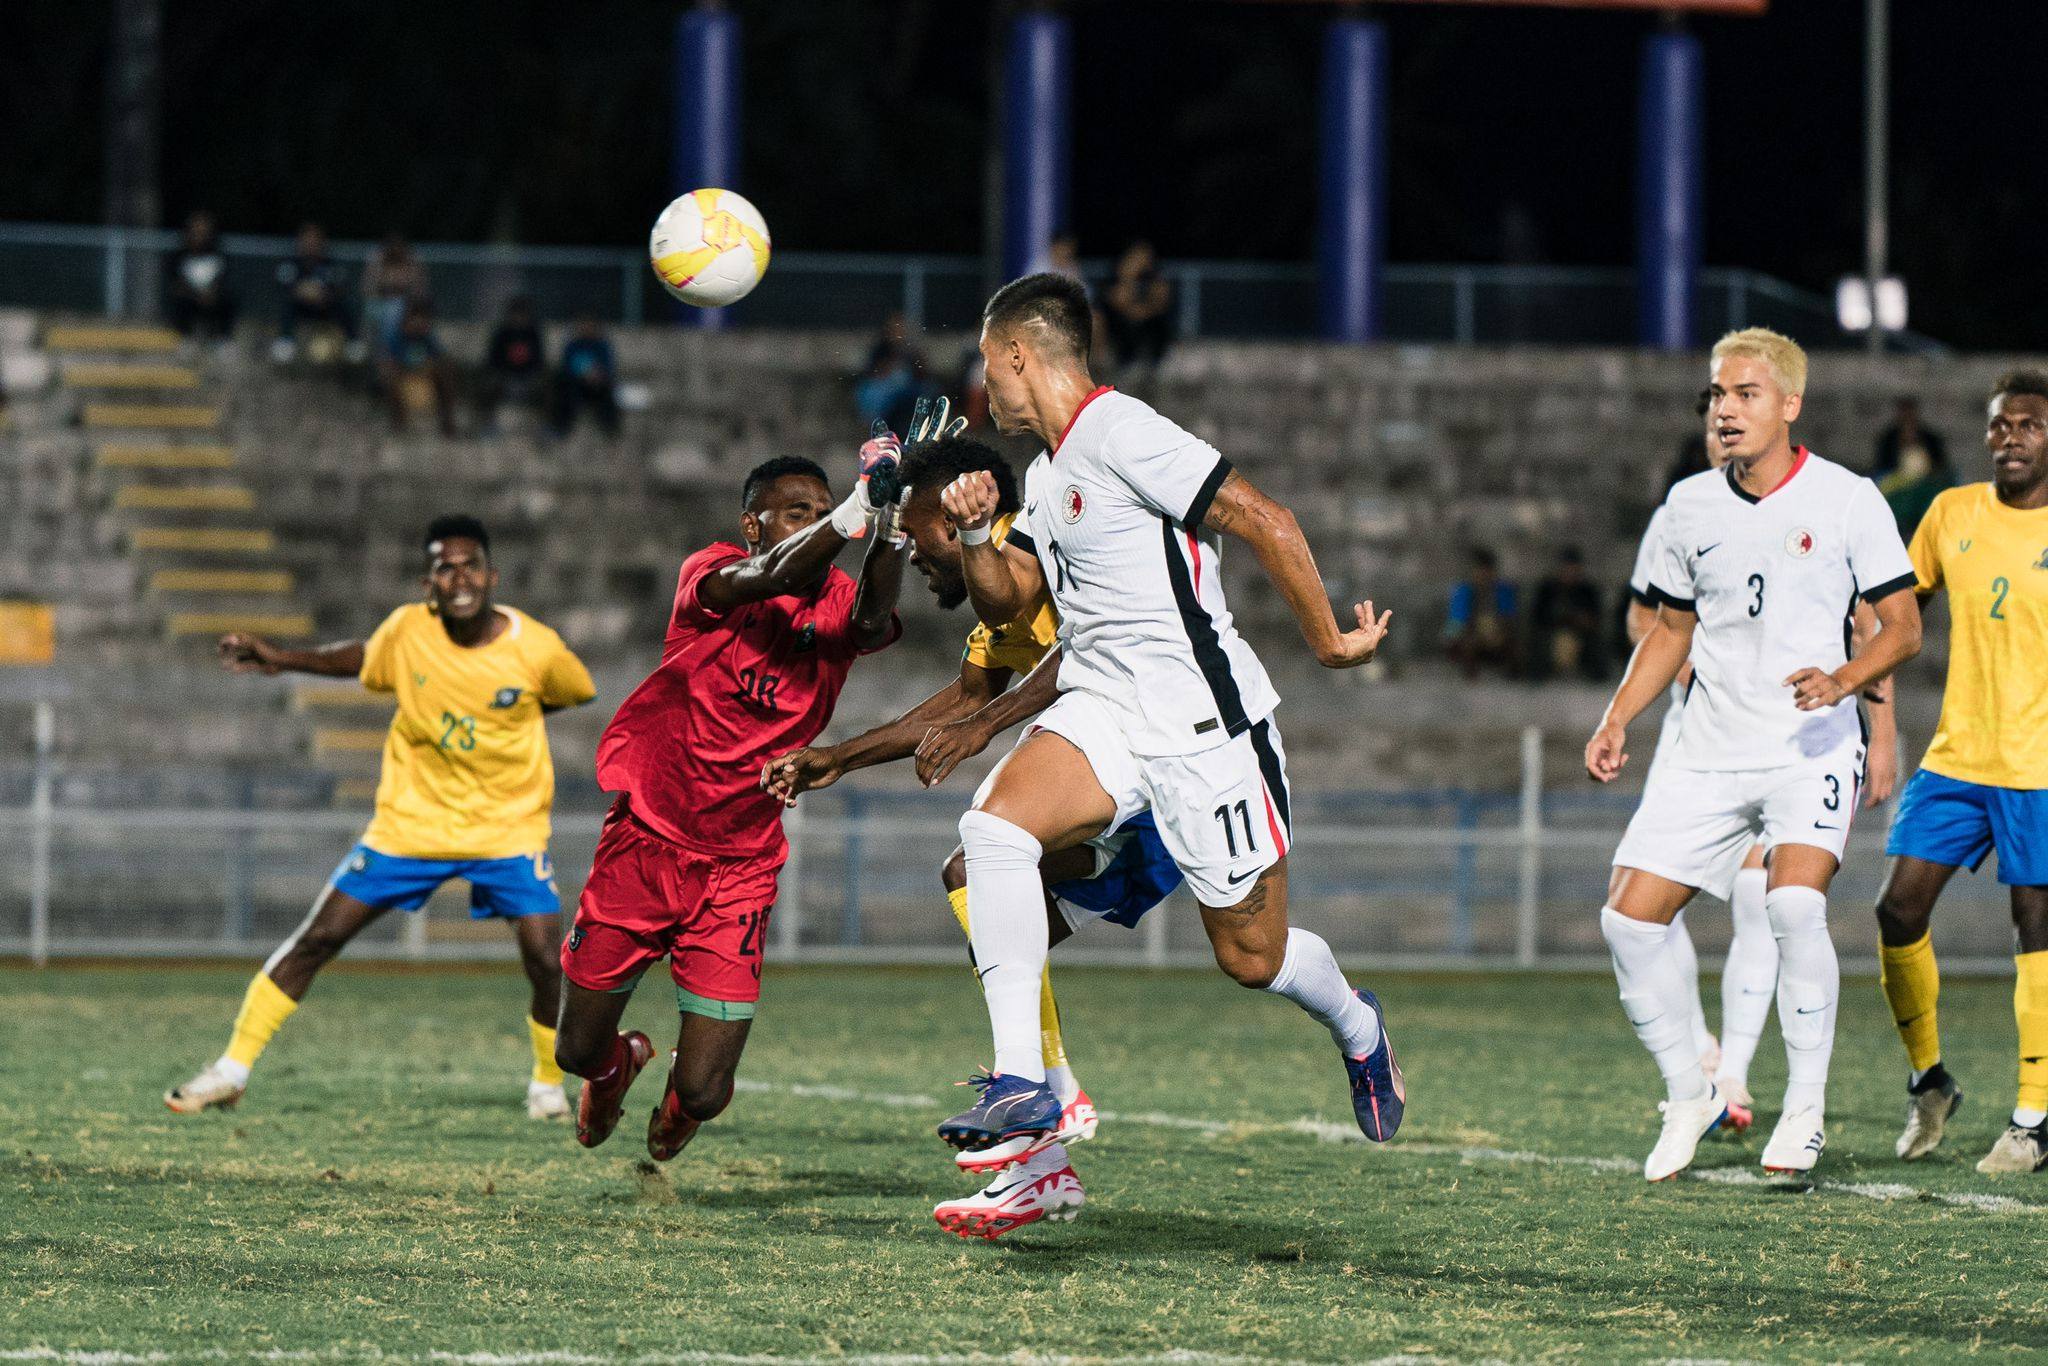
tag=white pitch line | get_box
[729,1079,2043,1214]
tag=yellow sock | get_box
[528,1017,564,1087]
[2015,951,2048,1114]
[947,886,1072,1076]
[1879,932,1941,1072]
[224,973,298,1070]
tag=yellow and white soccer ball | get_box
[649,188,771,307]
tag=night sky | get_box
[3,1,2042,347]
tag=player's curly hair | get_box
[741,456,830,510]
[899,437,1020,517]
[983,272,1093,362]
[423,514,490,557]
[1990,370,2048,405]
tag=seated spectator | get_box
[272,223,353,363]
[1102,240,1174,375]
[1445,548,1521,680]
[480,296,547,432]
[1532,546,1607,681]
[378,299,456,437]
[362,233,430,361]
[1874,396,1954,538]
[550,314,620,438]
[1045,232,1084,282]
[165,211,235,342]
[854,311,933,436]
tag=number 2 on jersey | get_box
[1214,799,1257,859]
[1991,575,2010,620]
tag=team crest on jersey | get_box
[1784,527,1817,558]
[794,622,818,651]
[347,851,368,874]
[565,927,584,953]
[2033,547,2048,570]
[489,687,523,709]
[1062,485,1085,523]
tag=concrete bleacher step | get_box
[96,442,236,470]
[166,611,314,640]
[332,777,381,806]
[61,362,201,390]
[291,683,391,713]
[131,526,276,553]
[150,568,295,596]
[43,324,181,353]
[82,403,222,430]
[113,482,257,512]
[314,727,387,759]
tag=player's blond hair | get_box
[1711,327,1807,396]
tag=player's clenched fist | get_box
[939,470,999,532]
[1584,720,1628,783]
[219,631,282,675]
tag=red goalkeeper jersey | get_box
[595,542,898,857]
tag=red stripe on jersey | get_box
[1186,530,1202,594]
[1053,385,1115,455]
[1761,446,1810,499]
[1260,781,1289,856]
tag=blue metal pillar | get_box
[672,6,741,329]
[1002,10,1072,283]
[1636,30,1704,351]
[1317,19,1389,345]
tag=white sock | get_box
[1045,1063,1078,1103]
[958,810,1049,1083]
[1717,867,1775,1085]
[1666,909,1715,1057]
[2015,1108,2048,1127]
[1602,907,1708,1102]
[214,1056,251,1085]
[1768,884,1837,1117]
[1264,927,1380,1056]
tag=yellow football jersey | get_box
[1908,482,2048,789]
[358,603,596,859]
[963,513,1060,675]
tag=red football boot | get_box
[575,1031,654,1148]
[647,1066,730,1161]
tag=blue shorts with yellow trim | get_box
[331,844,562,919]
[1050,812,1183,929]
[1885,770,2048,887]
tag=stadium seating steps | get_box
[0,309,1997,806]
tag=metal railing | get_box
[1,705,2018,970]
[0,220,1941,350]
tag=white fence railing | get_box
[1,705,2019,971]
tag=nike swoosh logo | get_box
[1795,1006,1826,1014]
[982,1177,1028,1199]
[974,963,1001,982]
[1696,543,1721,556]
[1813,822,1841,831]
[1227,869,1257,885]
[1626,1015,1661,1027]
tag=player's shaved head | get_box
[742,456,830,512]
[982,272,1093,363]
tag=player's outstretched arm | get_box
[218,631,364,678]
[939,470,1045,627]
[761,663,1012,804]
[700,431,905,614]
[1586,605,1696,782]
[1849,599,1901,806]
[847,512,909,649]
[1202,471,1390,668]
[915,643,1063,788]
[1786,586,1922,713]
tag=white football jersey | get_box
[1646,448,1915,771]
[1010,387,1280,756]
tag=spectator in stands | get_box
[549,314,620,438]
[855,310,933,436]
[1102,240,1174,376]
[165,211,235,342]
[480,296,547,432]
[1873,396,1955,538]
[1663,387,1715,494]
[1531,546,1606,681]
[272,223,353,364]
[362,233,430,361]
[378,298,457,437]
[1445,547,1521,680]
[1045,233,1085,283]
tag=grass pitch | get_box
[4,962,2046,1363]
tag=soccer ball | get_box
[649,189,771,308]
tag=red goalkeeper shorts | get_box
[560,800,784,1016]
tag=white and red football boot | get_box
[934,1142,1085,1241]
